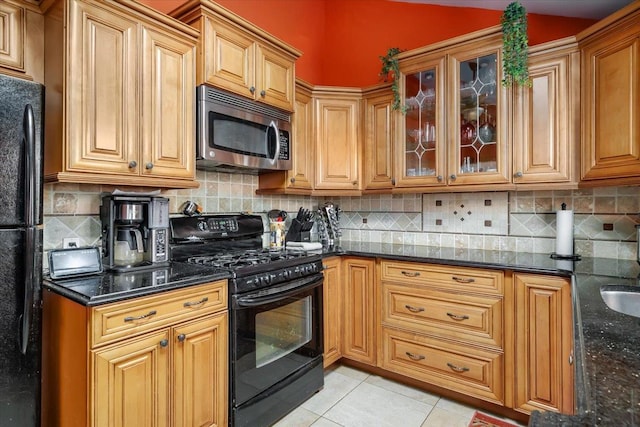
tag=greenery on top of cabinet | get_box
[501,2,530,87]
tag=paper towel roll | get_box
[555,209,574,256]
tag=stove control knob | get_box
[197,221,208,231]
[282,270,290,279]
[260,275,271,286]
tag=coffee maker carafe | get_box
[100,194,170,272]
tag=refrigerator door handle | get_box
[19,104,37,355]
[23,104,36,227]
[19,227,37,354]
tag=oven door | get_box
[231,273,323,407]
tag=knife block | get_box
[285,219,312,242]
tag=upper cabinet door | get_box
[512,40,579,187]
[314,94,361,191]
[256,43,295,111]
[0,2,24,73]
[447,36,510,186]
[580,9,640,185]
[203,16,255,98]
[140,25,195,180]
[362,86,395,191]
[67,0,138,175]
[396,55,446,188]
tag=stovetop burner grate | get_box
[186,249,312,270]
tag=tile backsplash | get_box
[43,173,640,261]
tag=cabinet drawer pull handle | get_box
[405,305,425,313]
[447,362,469,373]
[401,271,420,277]
[183,297,208,307]
[405,352,425,361]
[124,310,157,322]
[159,339,168,348]
[451,276,475,283]
[446,312,469,321]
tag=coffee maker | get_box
[100,194,170,271]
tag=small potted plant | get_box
[379,47,406,112]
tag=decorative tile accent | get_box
[423,192,508,235]
[339,212,421,232]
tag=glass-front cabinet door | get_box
[447,39,510,186]
[395,56,446,187]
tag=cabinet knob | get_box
[145,162,154,170]
[514,171,523,178]
[128,160,137,169]
[449,174,457,181]
[352,181,358,186]
[249,86,256,94]
[437,175,443,182]
[391,178,396,186]
[260,90,266,97]
[177,334,186,342]
[159,339,168,348]
[290,177,296,184]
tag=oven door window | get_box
[232,277,323,406]
[255,296,311,368]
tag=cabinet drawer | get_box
[380,261,503,295]
[381,327,504,405]
[382,283,502,349]
[90,280,227,347]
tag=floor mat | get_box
[468,411,519,427]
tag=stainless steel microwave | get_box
[196,85,292,173]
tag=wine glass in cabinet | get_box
[395,56,446,187]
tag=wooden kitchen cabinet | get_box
[42,0,198,189]
[322,256,342,367]
[362,84,395,192]
[42,280,229,427]
[171,0,300,112]
[0,0,44,82]
[313,88,362,194]
[258,79,315,194]
[378,260,505,405]
[394,27,511,192]
[512,38,580,188]
[578,2,640,186]
[513,273,574,415]
[342,257,376,365]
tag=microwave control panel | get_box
[278,131,290,160]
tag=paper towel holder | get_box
[550,202,581,261]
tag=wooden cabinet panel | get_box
[362,85,395,191]
[92,330,171,427]
[140,25,195,179]
[322,257,342,367]
[380,260,504,295]
[0,2,23,72]
[512,39,579,187]
[342,257,376,365]
[382,283,503,349]
[514,273,573,414]
[256,43,295,111]
[381,327,504,405]
[91,280,227,347]
[314,92,361,191]
[173,313,228,427]
[67,0,138,175]
[580,6,640,184]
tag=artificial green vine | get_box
[379,47,406,113]
[501,2,530,87]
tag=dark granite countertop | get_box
[43,262,230,306]
[328,241,640,426]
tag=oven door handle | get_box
[235,275,322,307]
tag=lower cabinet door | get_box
[173,313,229,427]
[381,327,504,405]
[92,330,171,427]
[323,257,342,367]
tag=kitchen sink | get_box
[600,285,640,318]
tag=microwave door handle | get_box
[269,121,280,163]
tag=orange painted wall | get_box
[143,0,595,87]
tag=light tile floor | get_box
[273,364,526,427]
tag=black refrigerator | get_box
[0,74,44,426]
